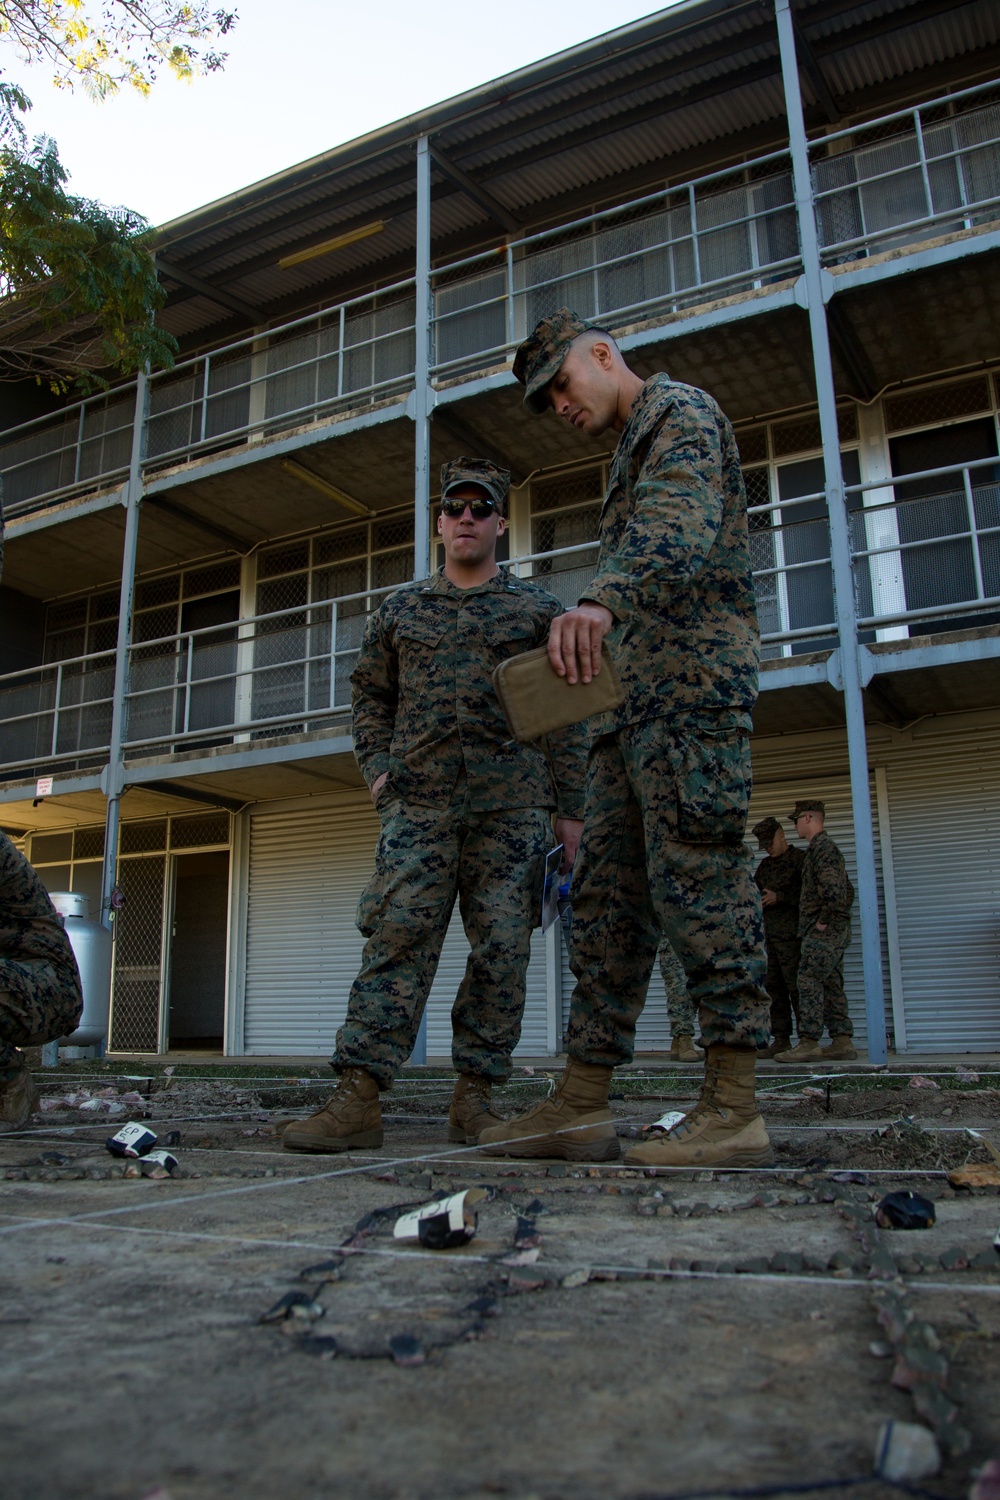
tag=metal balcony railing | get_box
[143,280,417,471]
[811,82,1000,264]
[429,152,800,379]
[2,460,999,780]
[0,648,115,775]
[2,82,998,518]
[120,580,401,755]
[848,456,1000,632]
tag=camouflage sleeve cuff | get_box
[555,793,587,821]
[578,584,629,620]
[359,752,391,789]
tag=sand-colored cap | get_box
[512,308,594,414]
[789,799,825,821]
[439,458,510,512]
[751,816,782,849]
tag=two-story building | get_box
[2,0,998,1061]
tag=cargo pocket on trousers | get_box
[675,729,751,846]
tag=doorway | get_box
[166,849,230,1051]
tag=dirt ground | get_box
[2,1060,999,1500]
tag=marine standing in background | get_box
[284,459,588,1154]
[660,941,699,1062]
[777,799,857,1063]
[0,494,83,1130]
[751,815,805,1057]
[481,310,771,1168]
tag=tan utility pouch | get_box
[492,643,624,743]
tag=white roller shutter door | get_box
[244,797,378,1055]
[881,738,1000,1052]
[243,794,551,1058]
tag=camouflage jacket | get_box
[754,844,805,940]
[0,831,82,1005]
[581,374,759,732]
[799,830,855,933]
[351,568,588,817]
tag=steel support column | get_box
[413,134,433,584]
[100,370,149,933]
[775,0,888,1063]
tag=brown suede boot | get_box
[625,1045,772,1168]
[282,1068,383,1153]
[448,1074,504,1145]
[479,1059,619,1161]
[669,1033,700,1063]
[774,1037,823,1063]
[0,1055,39,1133]
[823,1035,858,1061]
[760,1035,792,1059]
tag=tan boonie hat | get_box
[512,308,597,414]
[789,799,825,821]
[751,816,782,849]
[439,457,510,514]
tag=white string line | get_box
[0,1209,997,1298]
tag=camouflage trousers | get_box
[763,934,801,1041]
[565,717,769,1064]
[797,921,853,1039]
[334,790,550,1090]
[658,941,696,1037]
[1,831,83,1074]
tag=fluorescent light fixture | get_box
[278,220,386,270]
[280,460,374,518]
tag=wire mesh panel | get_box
[814,95,1000,261]
[0,388,135,510]
[109,855,165,1052]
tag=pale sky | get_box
[4,0,674,229]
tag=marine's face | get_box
[547,338,619,436]
[437,483,505,567]
[767,828,788,857]
[795,811,823,843]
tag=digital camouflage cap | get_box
[789,799,825,821]
[439,457,510,514]
[512,308,594,414]
[751,816,782,849]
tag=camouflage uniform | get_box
[754,844,805,1040]
[336,566,587,1090]
[554,371,769,1063]
[797,829,855,1039]
[0,831,83,1075]
[659,940,696,1038]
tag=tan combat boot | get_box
[774,1037,823,1063]
[669,1033,700,1063]
[0,1055,39,1133]
[282,1067,383,1153]
[625,1045,772,1168]
[823,1035,858,1061]
[760,1035,792,1059]
[448,1074,504,1145]
[479,1059,619,1161]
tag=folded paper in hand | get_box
[493,643,624,743]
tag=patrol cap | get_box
[512,308,606,414]
[439,457,510,514]
[789,799,825,821]
[751,816,782,849]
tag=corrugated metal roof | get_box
[153,0,1000,352]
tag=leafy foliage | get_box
[0,2,237,387]
[0,1,236,100]
[0,134,176,388]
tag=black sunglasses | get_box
[440,495,497,519]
